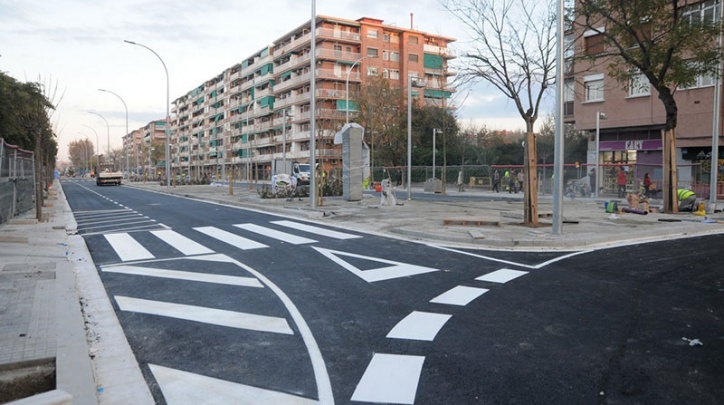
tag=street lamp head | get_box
[599,112,607,120]
[123,40,137,45]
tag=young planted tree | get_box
[574,0,723,212]
[442,0,557,225]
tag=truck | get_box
[291,162,311,186]
[95,164,123,186]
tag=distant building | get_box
[123,120,167,177]
[169,15,456,181]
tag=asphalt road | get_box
[62,179,723,405]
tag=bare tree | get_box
[574,0,723,213]
[442,0,557,225]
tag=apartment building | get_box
[568,0,723,194]
[122,120,167,178]
[170,15,455,181]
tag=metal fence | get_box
[0,138,36,224]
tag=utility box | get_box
[424,178,443,193]
[337,124,364,201]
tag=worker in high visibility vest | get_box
[677,189,697,212]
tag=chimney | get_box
[410,13,414,29]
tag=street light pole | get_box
[282,108,294,174]
[88,111,110,160]
[595,111,606,199]
[82,125,99,161]
[432,128,439,180]
[125,40,171,188]
[406,75,424,200]
[345,55,375,125]
[99,89,130,181]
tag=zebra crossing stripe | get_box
[234,223,318,245]
[101,265,263,288]
[150,229,214,255]
[475,268,528,284]
[149,364,318,405]
[430,286,489,306]
[386,311,452,341]
[104,233,154,261]
[194,226,268,250]
[114,296,293,334]
[271,220,361,240]
[351,353,425,404]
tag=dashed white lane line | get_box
[194,226,268,250]
[475,268,529,283]
[386,311,452,341]
[430,285,489,306]
[149,364,318,405]
[234,223,318,245]
[351,353,425,404]
[102,265,263,288]
[114,296,293,334]
[150,229,215,256]
[271,220,361,240]
[104,233,155,261]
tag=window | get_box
[383,69,389,79]
[409,53,419,62]
[683,0,721,25]
[563,79,575,116]
[367,66,379,76]
[383,33,390,42]
[628,71,650,97]
[409,36,418,44]
[367,29,378,39]
[390,69,400,80]
[382,50,389,60]
[682,61,716,89]
[390,52,400,62]
[367,48,378,58]
[584,74,604,102]
[584,28,605,55]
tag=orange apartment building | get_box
[170,15,455,181]
[568,0,723,195]
[122,120,167,178]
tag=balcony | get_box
[316,28,361,42]
[316,48,362,62]
[423,44,457,59]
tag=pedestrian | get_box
[677,188,698,212]
[589,168,596,198]
[509,169,517,193]
[504,169,510,192]
[517,170,524,193]
[617,167,627,198]
[643,173,652,198]
[492,170,500,193]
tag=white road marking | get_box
[114,296,293,334]
[235,223,318,245]
[150,229,214,255]
[430,285,489,306]
[475,268,529,283]
[272,220,361,240]
[386,311,452,341]
[194,226,267,250]
[101,265,263,288]
[149,364,318,405]
[104,233,155,261]
[351,353,425,404]
[313,247,439,282]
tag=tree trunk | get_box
[659,89,679,213]
[524,125,538,225]
[34,132,43,221]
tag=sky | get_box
[0,0,538,162]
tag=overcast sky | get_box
[0,0,536,161]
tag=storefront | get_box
[597,139,663,194]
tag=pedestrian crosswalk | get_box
[101,221,360,263]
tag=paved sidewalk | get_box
[1,179,722,404]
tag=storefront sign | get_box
[600,140,662,151]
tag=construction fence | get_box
[0,138,35,224]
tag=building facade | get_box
[122,120,167,179]
[169,15,455,182]
[568,0,724,195]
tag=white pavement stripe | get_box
[194,226,268,250]
[104,233,155,262]
[149,364,318,405]
[150,230,215,255]
[430,285,489,306]
[351,353,425,404]
[386,311,452,341]
[115,296,293,334]
[234,223,317,245]
[475,268,529,284]
[272,220,361,240]
[102,265,263,288]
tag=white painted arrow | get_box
[312,247,439,282]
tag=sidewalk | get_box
[1,179,722,404]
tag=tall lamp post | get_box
[345,55,376,125]
[407,74,425,200]
[99,89,130,181]
[82,124,99,163]
[125,40,171,188]
[88,112,110,167]
[595,111,606,199]
[282,108,294,174]
[432,128,441,180]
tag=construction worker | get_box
[677,188,697,212]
